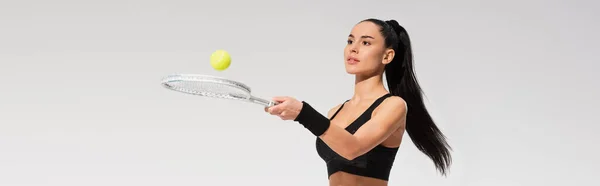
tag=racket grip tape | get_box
[294,101,330,136]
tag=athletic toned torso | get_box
[325,97,405,186]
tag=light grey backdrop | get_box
[1,0,598,185]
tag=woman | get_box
[265,18,452,186]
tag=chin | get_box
[345,69,360,75]
[345,65,364,75]
[345,64,382,76]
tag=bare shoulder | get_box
[375,95,407,116]
[366,96,407,131]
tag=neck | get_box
[352,73,389,102]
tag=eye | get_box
[362,41,370,46]
[347,40,353,44]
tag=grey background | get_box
[1,0,598,185]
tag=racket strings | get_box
[161,74,275,107]
[166,80,250,99]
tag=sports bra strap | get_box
[365,93,393,113]
[329,100,348,119]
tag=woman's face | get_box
[344,21,394,76]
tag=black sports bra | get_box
[315,93,399,181]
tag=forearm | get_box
[319,123,361,160]
[294,101,360,160]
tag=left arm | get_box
[266,96,407,160]
[319,97,406,160]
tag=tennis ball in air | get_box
[210,50,231,71]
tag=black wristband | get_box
[294,101,331,136]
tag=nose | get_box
[349,43,358,54]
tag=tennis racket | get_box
[161,74,278,107]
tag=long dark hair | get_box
[362,18,452,176]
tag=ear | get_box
[382,48,395,65]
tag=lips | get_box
[347,57,360,64]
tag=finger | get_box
[279,111,288,120]
[272,96,289,102]
[267,107,276,115]
[268,105,283,115]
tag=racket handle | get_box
[250,96,279,107]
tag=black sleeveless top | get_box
[315,93,399,181]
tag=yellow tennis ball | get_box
[210,50,231,71]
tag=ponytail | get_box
[362,19,452,176]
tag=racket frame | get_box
[161,74,277,107]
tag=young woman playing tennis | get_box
[265,18,452,186]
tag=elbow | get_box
[339,146,362,161]
[341,154,358,161]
